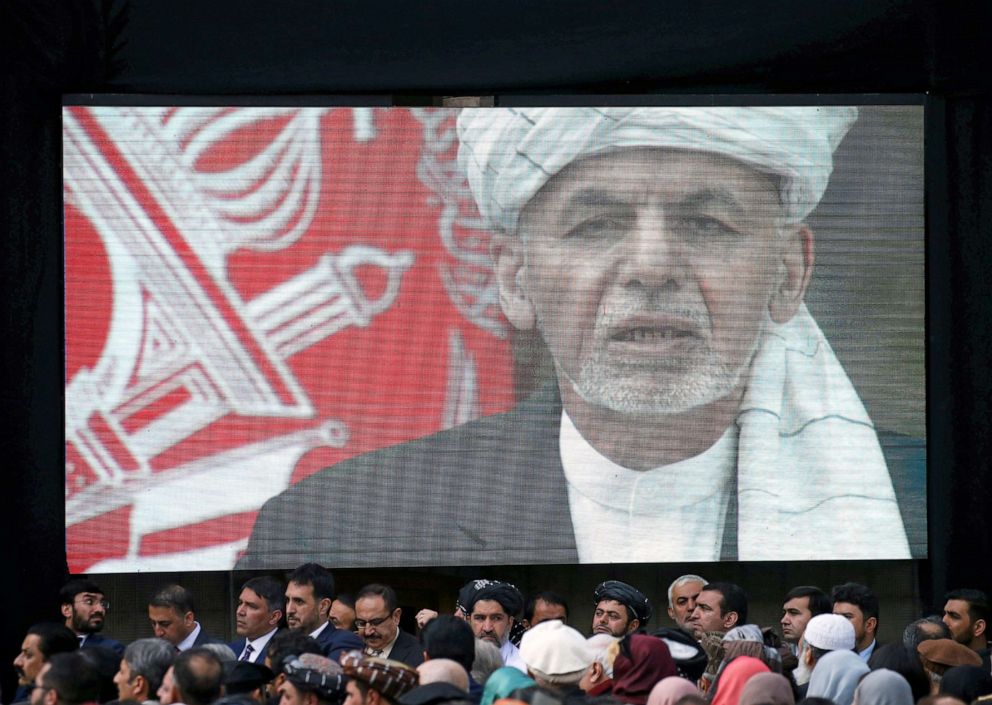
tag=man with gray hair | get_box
[113,638,175,704]
[903,616,951,651]
[578,634,618,696]
[239,106,922,567]
[794,613,856,690]
[668,575,706,632]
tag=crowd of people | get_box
[8,568,991,705]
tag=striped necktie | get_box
[240,643,255,662]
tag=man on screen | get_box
[238,106,922,568]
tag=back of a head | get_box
[417,659,469,692]
[44,652,102,705]
[28,622,80,659]
[584,634,619,679]
[480,667,536,705]
[867,643,929,702]
[939,665,992,704]
[200,643,237,663]
[78,645,122,703]
[174,647,224,705]
[902,617,951,651]
[519,620,590,688]
[472,639,504,686]
[124,638,176,697]
[287,563,335,601]
[853,668,913,705]
[422,616,475,674]
[266,631,324,674]
[807,650,870,705]
[831,583,879,622]
[149,584,196,615]
[702,583,748,625]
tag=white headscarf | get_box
[456,106,858,234]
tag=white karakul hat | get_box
[803,613,857,652]
[456,106,858,234]
[519,619,592,676]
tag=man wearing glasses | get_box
[58,578,125,656]
[354,584,423,668]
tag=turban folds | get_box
[593,580,653,626]
[456,106,858,234]
[340,651,420,701]
[458,579,524,617]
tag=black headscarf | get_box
[593,580,653,626]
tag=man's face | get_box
[832,602,872,648]
[943,599,983,646]
[668,581,705,629]
[286,581,325,634]
[330,599,357,632]
[62,592,107,634]
[470,599,512,647]
[149,605,194,645]
[157,666,175,705]
[237,587,280,640]
[507,147,795,416]
[355,595,400,651]
[687,590,733,638]
[277,680,308,705]
[13,634,45,686]
[781,596,814,644]
[113,658,140,701]
[29,663,53,705]
[592,600,635,637]
[344,680,367,705]
[530,599,568,628]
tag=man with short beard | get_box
[461,580,526,673]
[12,623,79,704]
[59,578,125,656]
[238,106,922,568]
[793,613,856,692]
[591,581,652,637]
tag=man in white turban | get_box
[238,106,921,568]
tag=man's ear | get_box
[133,674,148,700]
[268,609,284,629]
[318,598,333,619]
[974,618,987,639]
[723,612,740,630]
[627,618,641,635]
[865,616,878,637]
[768,223,814,324]
[183,611,196,629]
[492,234,536,331]
[60,604,73,621]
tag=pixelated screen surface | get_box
[63,104,925,572]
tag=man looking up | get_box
[781,586,831,654]
[667,576,706,632]
[113,638,175,704]
[148,584,222,651]
[831,582,880,661]
[285,563,363,662]
[461,580,526,672]
[58,578,125,656]
[355,584,423,667]
[591,581,652,637]
[239,105,920,568]
[686,582,748,640]
[230,575,285,664]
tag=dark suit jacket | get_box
[237,382,925,568]
[229,629,281,663]
[81,632,126,656]
[385,629,424,668]
[314,622,363,662]
[192,625,224,647]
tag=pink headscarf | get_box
[647,677,699,705]
[710,656,771,705]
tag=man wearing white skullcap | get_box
[238,106,919,569]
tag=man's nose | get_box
[620,208,685,290]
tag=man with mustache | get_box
[59,578,125,656]
[12,623,78,704]
[239,106,922,568]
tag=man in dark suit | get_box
[59,578,125,656]
[237,106,926,570]
[229,575,285,663]
[148,584,224,651]
[354,584,423,668]
[285,563,363,662]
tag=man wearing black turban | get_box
[457,580,526,672]
[592,581,652,637]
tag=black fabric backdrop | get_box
[1,0,989,697]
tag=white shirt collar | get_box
[309,621,330,640]
[242,626,279,661]
[177,622,202,652]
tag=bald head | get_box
[416,659,469,692]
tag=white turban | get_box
[456,106,858,234]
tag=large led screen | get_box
[63,104,925,572]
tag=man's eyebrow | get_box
[679,188,748,217]
[564,188,632,210]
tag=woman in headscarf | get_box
[481,666,536,705]
[851,669,913,705]
[648,677,699,705]
[613,635,678,705]
[806,650,870,705]
[709,656,770,705]
[738,673,794,705]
